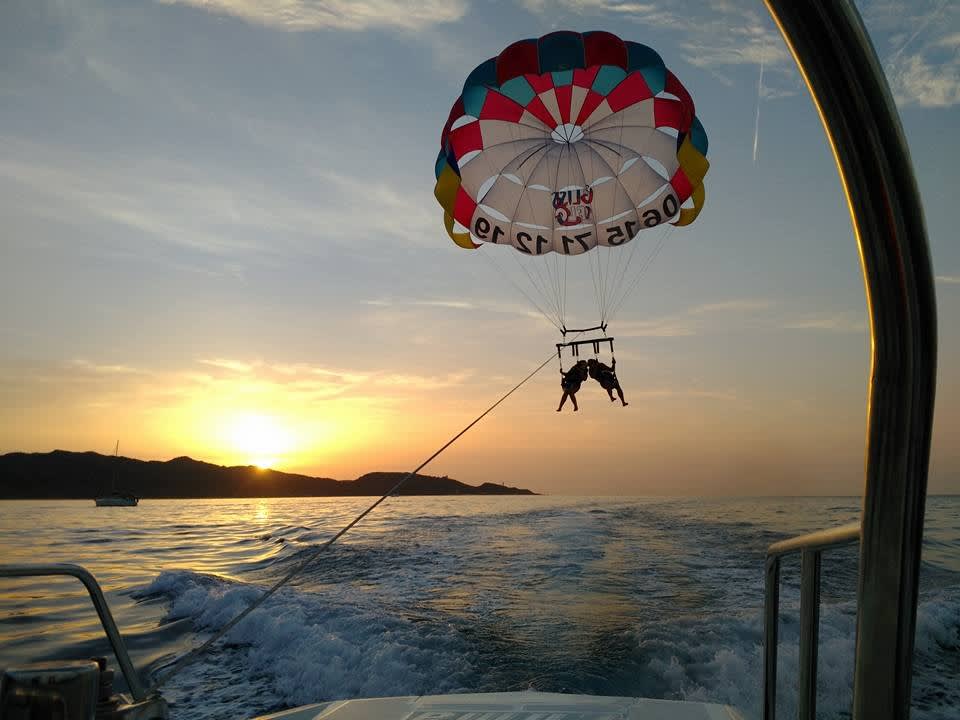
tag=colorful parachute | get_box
[433,31,709,333]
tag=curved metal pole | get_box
[763,2,938,718]
[0,563,147,702]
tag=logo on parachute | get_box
[553,187,594,227]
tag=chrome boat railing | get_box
[764,0,937,717]
[763,523,861,720]
[0,563,147,702]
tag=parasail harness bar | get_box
[560,323,607,337]
[557,337,615,359]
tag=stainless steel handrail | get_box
[764,1,937,718]
[767,523,862,559]
[764,524,861,720]
[0,563,148,702]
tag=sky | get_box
[1,0,958,495]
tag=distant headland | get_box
[0,451,537,499]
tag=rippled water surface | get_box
[1,496,957,719]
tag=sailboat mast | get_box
[112,440,119,492]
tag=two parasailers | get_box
[557,358,628,412]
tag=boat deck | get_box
[255,691,744,720]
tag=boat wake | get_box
[138,567,959,720]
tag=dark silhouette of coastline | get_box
[0,451,537,499]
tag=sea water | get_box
[0,496,957,719]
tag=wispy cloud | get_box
[936,274,960,284]
[616,300,867,337]
[412,299,477,310]
[201,359,473,394]
[200,358,256,373]
[364,295,543,320]
[614,297,771,337]
[781,312,867,333]
[3,356,476,418]
[865,0,960,108]
[883,0,950,67]
[889,53,960,108]
[689,299,772,314]
[525,0,959,109]
[155,0,468,32]
[0,137,438,261]
[68,359,143,375]
[520,0,797,95]
[615,317,697,337]
[936,33,960,50]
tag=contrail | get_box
[886,0,949,70]
[753,40,766,165]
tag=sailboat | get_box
[95,442,139,507]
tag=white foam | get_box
[637,590,958,720]
[143,570,480,715]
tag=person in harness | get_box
[557,360,589,412]
[587,357,628,407]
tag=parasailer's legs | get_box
[557,391,579,412]
[615,383,628,407]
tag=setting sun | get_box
[225,413,294,469]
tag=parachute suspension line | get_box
[150,347,560,694]
[596,253,607,324]
[530,241,563,323]
[592,247,604,325]
[512,249,564,329]
[603,241,616,321]
[561,253,570,329]
[587,247,606,327]
[547,252,559,328]
[543,251,561,326]
[607,224,674,325]
[603,210,664,321]
[553,255,567,331]
[603,245,615,323]
[479,247,563,333]
[604,225,646,321]
[595,248,605,323]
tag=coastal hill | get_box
[0,451,536,499]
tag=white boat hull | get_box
[94,497,138,507]
[253,691,744,720]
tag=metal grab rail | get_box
[0,563,148,702]
[763,523,861,720]
[764,1,937,717]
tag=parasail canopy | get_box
[433,31,709,333]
